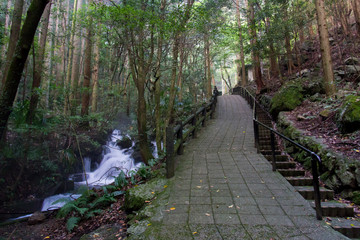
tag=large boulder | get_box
[336,95,360,133]
[28,211,46,225]
[270,83,304,117]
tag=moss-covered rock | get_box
[270,83,304,117]
[124,178,168,212]
[336,95,360,133]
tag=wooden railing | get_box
[165,94,218,178]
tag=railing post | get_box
[177,121,184,155]
[270,131,277,172]
[210,101,215,119]
[166,126,175,178]
[192,112,197,138]
[253,120,259,152]
[202,107,206,127]
[311,155,322,220]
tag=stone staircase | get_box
[257,115,360,239]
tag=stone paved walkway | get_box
[133,95,348,240]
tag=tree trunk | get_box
[177,36,185,102]
[64,0,81,115]
[26,2,51,124]
[91,26,100,113]
[315,0,336,95]
[0,0,12,75]
[236,0,246,86]
[80,16,93,121]
[204,34,212,99]
[0,0,49,140]
[154,0,166,154]
[248,0,264,93]
[352,0,360,35]
[1,0,24,89]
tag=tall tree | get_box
[314,0,336,95]
[0,0,50,140]
[1,0,24,89]
[235,0,246,86]
[26,2,52,124]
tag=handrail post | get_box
[210,101,215,119]
[270,131,277,172]
[192,111,197,138]
[177,121,184,155]
[166,126,175,178]
[202,107,206,127]
[311,155,322,220]
[253,119,259,152]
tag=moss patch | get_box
[124,178,168,212]
[336,95,360,133]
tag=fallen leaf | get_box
[205,213,211,216]
[196,186,201,189]
[151,192,155,194]
[44,237,50,239]
[170,207,176,211]
[216,189,220,192]
[351,224,355,227]
[145,201,151,203]
[325,222,331,225]
[147,223,152,226]
[228,205,233,208]
[164,185,168,188]
[193,232,197,235]
[200,180,203,183]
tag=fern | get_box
[66,216,80,232]
[89,194,116,209]
[85,209,103,219]
[114,171,128,188]
[57,201,77,218]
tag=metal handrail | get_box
[233,86,323,220]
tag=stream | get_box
[41,129,145,212]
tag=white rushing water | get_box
[41,129,142,211]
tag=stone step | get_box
[275,161,296,169]
[295,186,334,200]
[261,150,281,155]
[330,217,360,238]
[308,201,354,217]
[259,145,279,151]
[264,155,289,162]
[286,176,313,186]
[278,169,305,177]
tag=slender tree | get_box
[314,0,336,95]
[26,2,52,124]
[0,0,50,140]
[1,0,24,89]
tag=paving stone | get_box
[214,214,240,224]
[211,196,233,205]
[216,224,252,239]
[190,196,212,205]
[240,214,267,225]
[188,213,214,224]
[188,224,222,240]
[264,214,295,226]
[259,205,285,215]
[163,213,189,224]
[212,204,237,214]
[189,204,212,213]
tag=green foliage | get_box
[336,95,360,133]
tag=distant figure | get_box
[213,86,219,96]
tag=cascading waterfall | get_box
[41,129,142,211]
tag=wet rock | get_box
[324,174,341,191]
[127,220,151,237]
[28,211,46,225]
[336,95,360,133]
[117,136,132,149]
